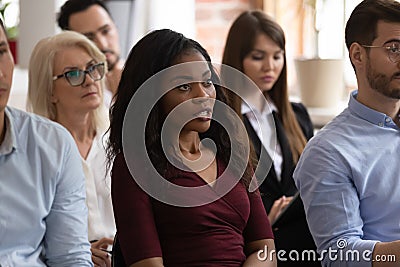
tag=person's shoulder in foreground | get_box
[294,91,400,266]
[0,107,93,267]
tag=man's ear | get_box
[349,43,364,67]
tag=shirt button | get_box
[385,117,391,123]
[378,122,384,127]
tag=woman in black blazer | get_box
[222,10,319,267]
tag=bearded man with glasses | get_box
[27,31,116,267]
[293,0,400,266]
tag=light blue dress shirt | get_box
[294,91,400,267]
[0,107,93,267]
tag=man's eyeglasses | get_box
[361,43,400,63]
[53,62,105,87]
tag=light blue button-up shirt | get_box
[294,91,400,267]
[0,107,93,266]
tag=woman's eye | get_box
[176,84,191,91]
[273,51,284,60]
[66,70,81,78]
[251,55,263,60]
[203,79,213,87]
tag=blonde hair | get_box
[27,30,108,133]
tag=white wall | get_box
[107,0,195,60]
[9,0,66,110]
[148,0,195,39]
[18,0,66,68]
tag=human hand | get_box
[268,196,293,224]
[91,237,114,267]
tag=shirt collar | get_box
[241,99,277,116]
[349,90,399,129]
[0,107,17,155]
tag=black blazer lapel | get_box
[272,111,296,193]
[242,114,282,211]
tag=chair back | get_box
[112,233,127,267]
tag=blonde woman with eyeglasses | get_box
[27,31,115,267]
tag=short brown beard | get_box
[366,57,400,99]
[107,54,120,71]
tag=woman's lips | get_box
[261,76,274,83]
[193,108,212,119]
[82,92,97,98]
